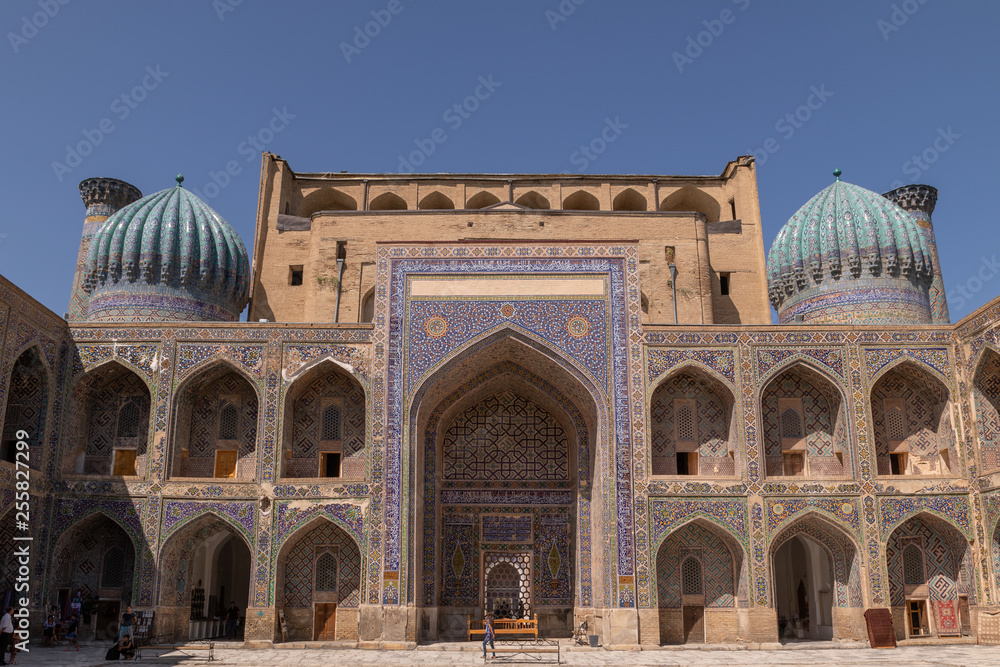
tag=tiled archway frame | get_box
[372,244,644,608]
[417,359,593,608]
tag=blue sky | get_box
[2,0,997,321]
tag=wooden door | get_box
[683,605,705,643]
[314,603,337,641]
[215,450,238,478]
[112,449,137,476]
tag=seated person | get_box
[118,633,136,660]
[42,615,55,647]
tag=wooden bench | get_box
[468,614,539,641]
[483,638,560,664]
[137,640,215,661]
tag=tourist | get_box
[482,614,495,658]
[225,602,240,640]
[64,612,80,652]
[118,633,136,661]
[0,606,13,666]
[42,615,55,647]
[118,605,136,641]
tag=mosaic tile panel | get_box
[650,370,733,475]
[282,521,362,608]
[646,348,735,386]
[886,514,972,607]
[161,500,256,543]
[655,521,738,608]
[973,350,1000,472]
[289,368,366,458]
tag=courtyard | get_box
[7,642,1000,666]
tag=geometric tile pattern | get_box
[186,370,258,459]
[650,371,732,475]
[886,514,970,607]
[655,521,737,608]
[1,346,48,468]
[973,350,1000,472]
[84,369,149,457]
[282,521,361,608]
[290,368,365,458]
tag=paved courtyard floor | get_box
[8,641,1000,666]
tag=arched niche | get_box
[514,191,550,209]
[658,186,721,223]
[562,190,600,211]
[466,191,501,209]
[1,346,49,469]
[973,348,1000,473]
[418,191,455,210]
[298,187,357,217]
[612,188,647,211]
[369,192,408,211]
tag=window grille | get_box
[903,544,925,585]
[780,407,803,438]
[681,557,703,595]
[322,405,341,441]
[219,403,239,440]
[676,404,695,442]
[886,406,907,441]
[315,552,338,591]
[117,402,141,438]
[101,547,125,588]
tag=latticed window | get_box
[117,401,141,438]
[676,403,695,442]
[315,552,338,591]
[101,547,125,588]
[780,407,803,438]
[681,557,702,595]
[322,405,341,441]
[886,406,907,441]
[219,403,239,440]
[903,544,925,585]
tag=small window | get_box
[101,547,125,588]
[117,402,141,438]
[729,198,737,220]
[316,552,338,591]
[676,451,697,476]
[321,452,342,478]
[780,408,803,439]
[890,452,907,475]
[681,557,702,595]
[719,272,730,296]
[321,405,341,441]
[886,406,906,441]
[289,266,304,286]
[903,544,925,585]
[783,451,805,476]
[219,403,239,440]
[112,449,137,476]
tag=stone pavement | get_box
[7,641,1000,666]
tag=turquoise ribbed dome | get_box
[82,180,250,322]
[766,177,933,316]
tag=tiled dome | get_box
[766,171,934,325]
[82,176,250,322]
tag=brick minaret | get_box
[68,177,142,321]
[883,184,949,324]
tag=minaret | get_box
[882,184,949,324]
[68,177,142,322]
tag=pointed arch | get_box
[298,187,358,217]
[760,361,851,479]
[870,359,955,477]
[2,344,51,469]
[282,358,367,479]
[360,287,376,324]
[417,191,455,210]
[514,190,550,209]
[974,347,1000,472]
[466,191,501,209]
[562,190,600,211]
[658,186,721,222]
[369,192,408,210]
[613,188,647,211]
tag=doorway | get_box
[907,600,928,637]
[683,605,705,643]
[313,603,337,640]
[95,601,120,641]
[773,534,835,640]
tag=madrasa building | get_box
[3,152,1000,648]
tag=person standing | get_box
[63,612,79,652]
[0,606,14,666]
[481,614,495,659]
[118,605,136,641]
[225,602,240,640]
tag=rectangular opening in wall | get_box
[729,198,736,220]
[890,452,907,475]
[321,452,342,478]
[908,600,926,636]
[939,448,951,473]
[289,265,304,286]
[782,451,805,476]
[112,448,137,476]
[215,449,238,478]
[720,272,730,296]
[336,241,347,261]
[0,439,15,463]
[676,452,697,475]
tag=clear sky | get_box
[2,0,997,321]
